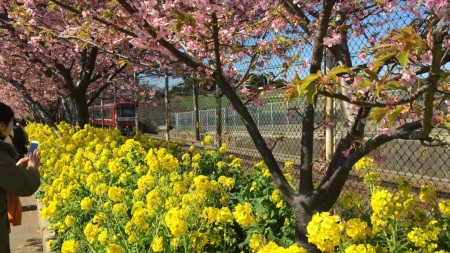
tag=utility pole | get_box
[114,83,118,129]
[325,48,336,163]
[165,69,170,142]
[134,73,139,136]
[193,80,200,141]
[215,73,222,148]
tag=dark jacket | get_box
[12,126,28,160]
[0,140,40,253]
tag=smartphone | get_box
[28,141,39,157]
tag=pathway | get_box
[10,195,44,253]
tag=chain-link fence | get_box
[138,3,450,204]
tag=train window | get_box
[94,108,101,118]
[103,108,111,118]
[117,104,135,117]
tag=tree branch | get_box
[78,46,99,91]
[409,14,446,139]
[116,0,204,70]
[317,80,434,107]
[312,105,370,210]
[298,0,337,199]
[0,71,58,130]
[50,0,136,37]
[87,63,128,106]
[210,10,297,205]
[54,62,75,91]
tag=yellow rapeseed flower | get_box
[108,186,125,202]
[370,189,392,232]
[233,202,256,227]
[201,135,213,145]
[419,185,436,203]
[165,208,188,236]
[216,207,233,224]
[106,243,123,253]
[344,244,376,253]
[218,176,235,190]
[191,231,208,251]
[345,218,369,240]
[112,203,128,216]
[249,233,265,251]
[284,160,294,170]
[80,197,93,210]
[354,157,376,172]
[61,239,79,253]
[438,200,450,217]
[84,223,100,244]
[306,212,344,252]
[257,241,280,253]
[219,143,228,153]
[201,207,219,225]
[64,215,75,228]
[151,236,164,252]
[98,230,108,244]
[192,153,202,162]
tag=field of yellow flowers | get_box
[26,123,449,253]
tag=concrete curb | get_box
[36,200,55,253]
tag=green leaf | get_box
[372,44,394,50]
[328,66,352,79]
[297,74,319,94]
[305,82,318,107]
[363,68,379,81]
[357,80,373,90]
[370,107,388,125]
[384,81,407,91]
[387,105,405,124]
[297,73,320,106]
[443,122,450,129]
[372,52,396,71]
[176,18,184,31]
[292,73,301,86]
[118,60,127,68]
[396,51,409,69]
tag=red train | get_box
[89,101,136,134]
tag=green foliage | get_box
[296,72,320,107]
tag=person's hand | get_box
[28,150,41,170]
[16,157,29,167]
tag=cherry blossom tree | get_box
[0,3,150,127]
[9,0,450,251]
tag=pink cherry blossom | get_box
[323,32,342,47]
[378,127,392,136]
[251,97,266,107]
[314,162,326,173]
[425,0,449,18]
[358,52,367,61]
[342,149,350,158]
[400,69,417,87]
[420,51,433,65]
[381,0,397,12]
[266,138,275,149]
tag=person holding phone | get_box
[0,102,41,253]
